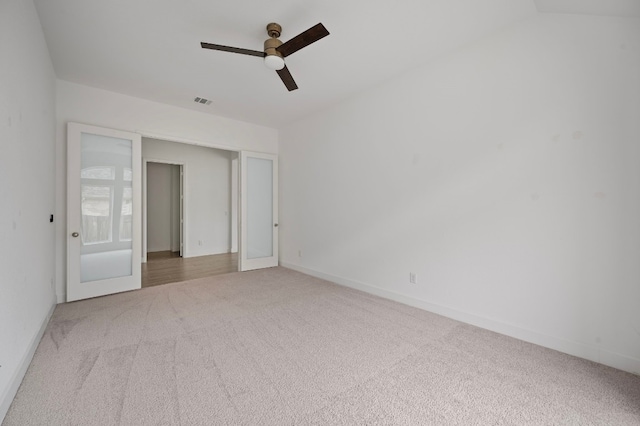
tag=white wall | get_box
[0,0,57,421]
[56,81,278,301]
[143,138,233,257]
[279,14,640,374]
[146,162,174,252]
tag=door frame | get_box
[142,158,185,262]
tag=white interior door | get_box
[239,151,278,271]
[67,122,142,301]
[179,165,184,257]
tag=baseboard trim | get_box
[280,261,640,376]
[183,248,232,259]
[0,301,56,422]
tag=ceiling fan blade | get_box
[276,66,298,91]
[276,23,329,57]
[200,42,265,57]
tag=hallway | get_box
[142,251,238,287]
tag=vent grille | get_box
[194,97,212,106]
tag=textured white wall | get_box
[280,14,640,374]
[55,81,278,301]
[0,0,57,420]
[143,138,233,258]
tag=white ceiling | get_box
[534,0,640,18]
[33,1,637,128]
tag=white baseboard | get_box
[184,247,232,259]
[280,261,640,376]
[0,301,56,423]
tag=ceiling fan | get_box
[201,22,329,91]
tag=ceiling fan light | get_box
[264,55,285,71]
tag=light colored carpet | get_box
[4,267,640,425]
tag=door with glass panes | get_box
[67,122,141,301]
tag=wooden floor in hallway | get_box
[142,251,238,288]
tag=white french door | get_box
[178,164,184,257]
[239,151,278,271]
[67,122,142,302]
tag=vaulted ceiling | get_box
[34,0,639,127]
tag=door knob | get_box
[71,232,79,237]
[274,223,278,227]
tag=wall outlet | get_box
[298,250,302,257]
[198,240,203,246]
[409,272,417,284]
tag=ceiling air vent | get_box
[194,97,212,106]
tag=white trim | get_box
[280,261,640,376]
[0,301,56,423]
[142,158,186,261]
[142,160,147,263]
[137,130,242,154]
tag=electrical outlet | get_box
[198,240,202,246]
[409,272,417,284]
[298,250,302,257]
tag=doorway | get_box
[67,126,276,301]
[141,138,239,288]
[145,162,183,260]
[141,252,238,287]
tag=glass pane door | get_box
[247,157,273,259]
[240,152,278,271]
[67,123,141,301]
[80,133,133,282]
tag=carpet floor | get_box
[4,267,640,425]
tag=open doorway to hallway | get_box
[142,252,238,287]
[146,162,182,258]
[142,138,239,287]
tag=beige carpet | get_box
[4,267,640,425]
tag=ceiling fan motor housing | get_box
[264,37,283,58]
[265,22,283,60]
[263,34,285,70]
